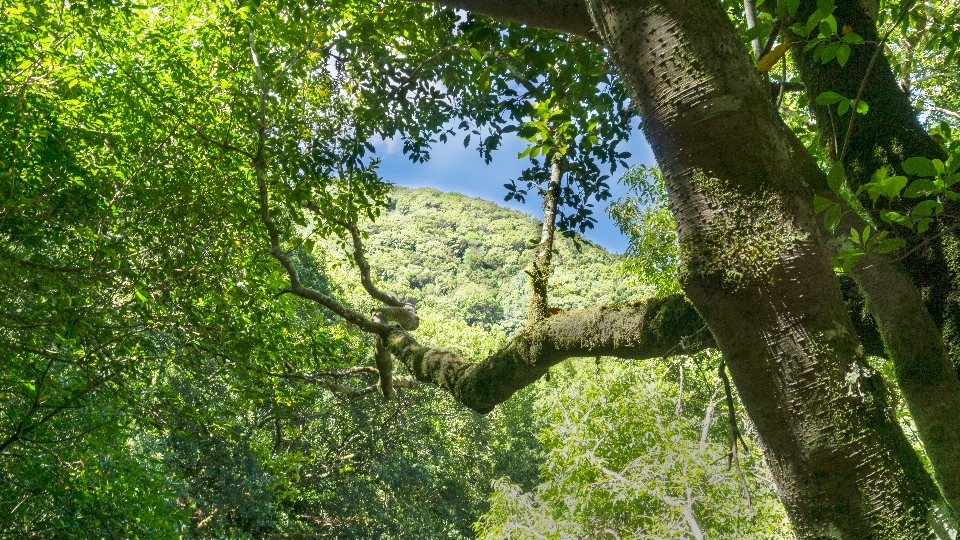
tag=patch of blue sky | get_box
[374,123,654,254]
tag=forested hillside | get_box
[333,187,648,334]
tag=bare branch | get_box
[927,106,960,121]
[743,0,762,59]
[719,358,754,517]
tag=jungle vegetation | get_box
[2,0,960,538]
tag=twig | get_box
[719,358,754,516]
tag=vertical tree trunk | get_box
[790,0,960,512]
[583,0,956,537]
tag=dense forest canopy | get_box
[2,0,960,538]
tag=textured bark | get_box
[792,0,960,513]
[583,0,954,537]
[384,294,711,413]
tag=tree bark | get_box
[791,0,960,513]
[583,0,955,536]
[385,294,710,413]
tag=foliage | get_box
[608,165,681,296]
[476,356,794,540]
[0,1,547,537]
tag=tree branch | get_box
[416,0,598,42]
[382,295,712,413]
[248,31,390,336]
[527,155,563,327]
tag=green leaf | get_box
[516,126,538,139]
[903,179,937,198]
[823,14,838,35]
[824,204,842,232]
[820,42,839,63]
[881,175,908,200]
[827,163,845,193]
[842,33,864,44]
[912,199,942,217]
[841,252,863,273]
[816,91,844,105]
[814,195,836,212]
[743,23,772,42]
[469,47,482,62]
[933,159,946,175]
[903,156,938,177]
[873,238,905,254]
[837,99,850,115]
[855,100,869,114]
[836,44,850,66]
[784,0,801,16]
[478,69,491,91]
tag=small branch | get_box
[527,154,563,327]
[744,0,762,59]
[719,358,754,517]
[375,338,395,399]
[927,106,960,121]
[324,212,406,308]
[759,19,783,59]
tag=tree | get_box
[318,1,960,537]
[4,0,960,538]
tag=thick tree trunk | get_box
[583,0,955,537]
[791,0,960,513]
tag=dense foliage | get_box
[4,0,960,537]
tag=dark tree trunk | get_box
[791,0,960,512]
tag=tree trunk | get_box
[790,0,960,513]
[584,0,955,536]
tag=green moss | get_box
[679,172,807,289]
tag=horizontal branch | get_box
[384,295,711,413]
[380,284,886,414]
[418,0,598,42]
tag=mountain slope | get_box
[352,187,650,334]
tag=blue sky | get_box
[375,126,655,254]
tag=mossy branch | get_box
[383,295,713,414]
[527,155,563,328]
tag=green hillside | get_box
[335,187,650,335]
